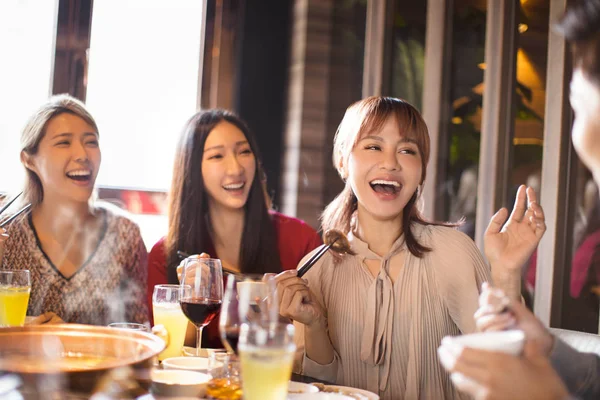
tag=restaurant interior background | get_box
[0,0,597,333]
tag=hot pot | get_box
[0,324,165,396]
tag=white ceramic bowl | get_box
[150,369,210,398]
[161,356,211,372]
[181,346,224,357]
[442,330,525,355]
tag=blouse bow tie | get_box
[360,264,395,393]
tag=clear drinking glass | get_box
[0,270,31,327]
[206,350,242,400]
[238,323,296,400]
[219,274,278,355]
[179,257,223,357]
[152,284,189,360]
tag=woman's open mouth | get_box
[66,169,92,185]
[370,179,401,195]
[223,182,246,194]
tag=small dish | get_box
[150,368,210,398]
[162,356,211,372]
[181,346,224,357]
[289,393,355,399]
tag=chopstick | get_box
[297,237,340,278]
[0,192,22,217]
[177,250,243,277]
[0,204,32,228]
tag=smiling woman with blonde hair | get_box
[0,94,148,325]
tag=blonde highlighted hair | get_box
[20,94,99,207]
[321,96,452,258]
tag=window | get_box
[86,0,206,192]
[0,0,59,193]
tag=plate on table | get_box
[288,381,320,394]
[138,380,318,399]
[138,394,205,399]
[311,384,379,400]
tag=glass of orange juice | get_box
[0,270,31,327]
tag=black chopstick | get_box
[177,250,243,277]
[0,192,22,217]
[0,204,32,228]
[297,237,340,278]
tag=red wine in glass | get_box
[180,297,222,328]
[179,257,223,357]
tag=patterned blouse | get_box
[0,205,149,325]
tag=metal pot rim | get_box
[0,324,164,374]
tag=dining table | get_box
[1,372,331,399]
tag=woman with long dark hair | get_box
[147,109,321,348]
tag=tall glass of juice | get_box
[238,322,296,400]
[0,270,31,327]
[153,284,189,360]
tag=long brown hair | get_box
[20,94,99,208]
[321,96,454,258]
[165,109,281,283]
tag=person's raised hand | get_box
[484,185,546,274]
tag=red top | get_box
[147,211,322,348]
[526,230,600,298]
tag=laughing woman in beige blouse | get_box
[275,96,546,400]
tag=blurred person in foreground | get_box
[438,0,600,398]
[439,283,599,399]
[0,95,148,325]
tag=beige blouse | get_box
[295,223,491,400]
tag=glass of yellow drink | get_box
[0,270,31,327]
[153,284,189,360]
[238,322,296,400]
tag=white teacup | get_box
[162,356,211,373]
[441,329,525,355]
[150,369,210,397]
[440,330,525,391]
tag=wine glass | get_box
[219,274,279,355]
[179,257,223,357]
